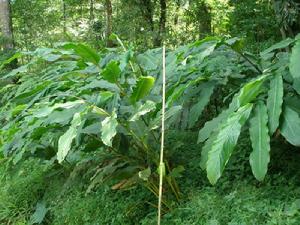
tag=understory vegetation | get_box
[1,0,300,224]
[1,133,300,224]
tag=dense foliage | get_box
[1,0,300,224]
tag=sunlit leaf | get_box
[206,104,253,184]
[249,102,270,181]
[290,40,300,94]
[261,38,294,58]
[101,61,121,83]
[29,202,48,225]
[139,167,151,181]
[57,113,82,163]
[267,73,283,134]
[280,106,300,146]
[129,100,156,121]
[189,81,215,128]
[238,76,266,106]
[62,43,100,65]
[130,76,155,103]
[101,112,118,147]
[34,100,85,118]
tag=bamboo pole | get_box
[157,45,166,225]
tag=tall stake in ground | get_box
[157,45,166,225]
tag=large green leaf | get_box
[33,100,85,118]
[165,77,207,108]
[198,107,234,143]
[57,113,82,163]
[206,103,253,185]
[261,38,294,57]
[101,61,121,83]
[238,76,266,106]
[189,81,215,128]
[225,37,244,52]
[130,76,155,103]
[0,52,22,71]
[101,112,118,147]
[136,51,159,71]
[290,40,300,94]
[267,73,283,134]
[166,83,190,108]
[198,76,265,143]
[29,202,48,225]
[200,130,217,170]
[129,100,156,121]
[285,96,300,114]
[249,102,270,181]
[62,43,100,65]
[280,106,300,146]
[150,105,182,130]
[13,81,51,102]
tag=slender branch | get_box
[238,52,263,74]
[225,43,263,74]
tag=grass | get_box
[1,132,300,224]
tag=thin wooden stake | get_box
[157,45,166,225]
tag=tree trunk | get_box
[271,0,300,39]
[105,0,113,47]
[154,0,167,46]
[139,0,154,32]
[0,0,14,50]
[90,0,94,22]
[62,0,67,34]
[159,0,167,36]
[198,1,211,38]
[174,0,180,25]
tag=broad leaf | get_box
[200,130,218,170]
[29,202,48,225]
[129,100,156,121]
[206,103,253,184]
[225,37,244,52]
[92,106,109,116]
[189,81,215,128]
[34,100,85,118]
[280,106,300,146]
[130,76,155,103]
[0,52,22,70]
[62,43,100,65]
[57,113,82,163]
[136,51,159,71]
[101,112,118,147]
[261,38,294,57]
[166,83,190,108]
[198,76,265,143]
[249,102,270,181]
[198,96,239,143]
[101,61,121,83]
[150,106,182,130]
[138,168,151,181]
[238,76,266,106]
[81,123,102,134]
[267,73,283,134]
[285,96,300,114]
[290,40,300,94]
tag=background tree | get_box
[0,0,14,51]
[105,0,113,47]
[272,0,300,38]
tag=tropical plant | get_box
[198,35,300,184]
[1,34,299,204]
